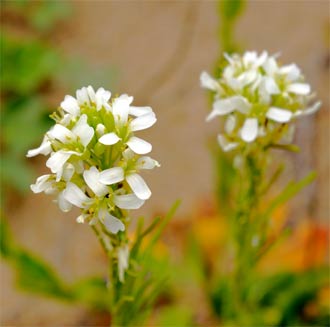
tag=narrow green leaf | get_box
[146,200,181,251]
[264,171,316,217]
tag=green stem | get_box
[91,225,115,310]
[232,153,265,322]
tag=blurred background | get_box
[1,1,329,326]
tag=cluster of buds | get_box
[200,51,321,152]
[27,86,159,235]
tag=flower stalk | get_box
[201,51,321,324]
[27,85,162,325]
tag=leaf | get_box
[0,218,71,299]
[0,217,16,258]
[146,200,181,251]
[264,172,316,218]
[1,218,112,309]
[72,277,110,311]
[153,305,193,327]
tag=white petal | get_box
[243,51,257,66]
[287,83,311,95]
[279,64,301,81]
[126,136,152,154]
[72,114,94,147]
[87,85,96,103]
[62,163,75,182]
[48,124,75,143]
[99,132,120,145]
[95,87,111,110]
[30,174,53,193]
[113,194,145,209]
[112,94,133,125]
[223,52,234,64]
[129,106,153,117]
[76,214,88,224]
[293,101,321,118]
[217,134,238,152]
[118,245,129,282]
[60,95,80,116]
[225,115,236,134]
[26,137,52,157]
[206,99,235,121]
[46,151,72,173]
[60,114,72,126]
[122,148,135,160]
[200,71,221,92]
[83,167,108,197]
[136,156,160,169]
[58,191,72,212]
[240,118,258,142]
[76,87,90,105]
[126,173,151,200]
[130,112,156,131]
[264,76,280,94]
[98,208,125,234]
[206,96,250,121]
[63,182,92,209]
[263,56,278,76]
[96,123,106,136]
[99,167,124,185]
[266,107,293,123]
[237,70,258,87]
[254,51,268,67]
[73,160,84,174]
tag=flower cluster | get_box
[200,51,321,152]
[27,86,159,234]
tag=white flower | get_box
[99,149,159,200]
[98,94,156,154]
[62,182,125,234]
[46,114,94,178]
[201,51,321,151]
[76,85,111,111]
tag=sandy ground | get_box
[1,1,329,325]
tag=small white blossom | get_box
[117,244,130,283]
[201,51,321,151]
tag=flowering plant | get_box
[26,86,172,326]
[200,51,322,326]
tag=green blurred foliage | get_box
[2,0,72,33]
[0,216,110,309]
[211,269,330,326]
[0,202,180,324]
[110,201,180,326]
[0,1,117,200]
